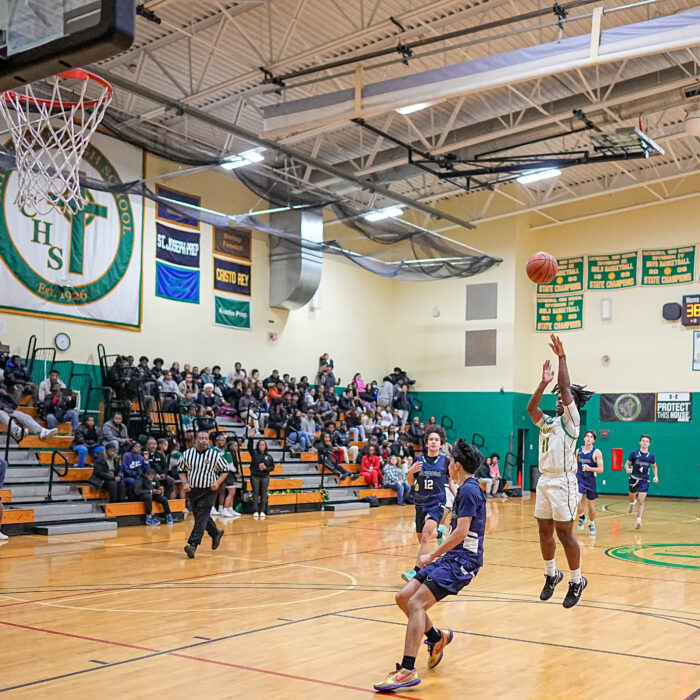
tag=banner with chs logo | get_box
[0,133,143,329]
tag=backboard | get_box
[0,0,135,92]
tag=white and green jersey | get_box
[536,401,580,477]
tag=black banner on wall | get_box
[600,393,656,422]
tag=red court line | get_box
[0,618,422,698]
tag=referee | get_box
[178,430,228,558]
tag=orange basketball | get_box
[526,251,558,284]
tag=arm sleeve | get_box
[215,454,228,473]
[562,400,580,435]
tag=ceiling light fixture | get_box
[220,148,265,170]
[395,101,436,115]
[516,167,561,184]
[363,205,404,222]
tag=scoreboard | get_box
[682,294,700,326]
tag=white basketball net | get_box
[0,70,112,217]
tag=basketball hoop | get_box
[0,68,113,217]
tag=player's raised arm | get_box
[549,334,574,407]
[527,360,554,425]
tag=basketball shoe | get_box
[373,665,421,692]
[425,629,454,669]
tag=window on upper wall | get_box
[466,282,498,320]
[465,329,497,367]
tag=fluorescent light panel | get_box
[221,148,265,170]
[363,205,404,222]
[516,167,561,184]
[395,101,436,115]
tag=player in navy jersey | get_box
[400,426,452,583]
[374,439,485,693]
[624,435,659,530]
[576,430,604,535]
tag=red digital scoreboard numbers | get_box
[682,295,700,326]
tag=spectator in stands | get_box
[4,355,38,403]
[0,386,57,440]
[135,356,159,401]
[158,370,181,395]
[357,434,381,464]
[151,357,164,378]
[38,369,66,402]
[489,453,506,498]
[102,412,131,452]
[391,434,415,461]
[144,437,175,499]
[181,405,198,445]
[211,365,225,391]
[263,369,280,389]
[268,381,287,403]
[390,366,415,386]
[199,366,214,385]
[393,384,416,427]
[196,383,222,423]
[317,432,351,480]
[383,454,410,505]
[347,407,366,441]
[166,438,187,501]
[377,376,394,410]
[42,385,79,432]
[360,444,382,488]
[248,428,275,519]
[475,457,493,495]
[89,443,126,503]
[72,416,105,468]
[384,424,398,444]
[409,417,424,445]
[134,467,173,525]
[315,389,337,424]
[169,361,183,383]
[426,416,437,428]
[353,373,367,396]
[0,457,7,540]
[179,372,198,399]
[238,386,254,423]
[212,433,242,519]
[315,353,333,386]
[380,406,393,431]
[122,441,147,494]
[333,420,359,463]
[251,388,269,429]
[289,410,315,453]
[320,365,338,394]
[225,362,246,389]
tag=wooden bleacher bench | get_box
[300,452,318,462]
[245,478,303,491]
[350,441,366,449]
[39,452,93,465]
[0,489,12,503]
[83,486,107,500]
[105,499,186,518]
[358,488,396,500]
[18,435,74,449]
[264,428,284,438]
[266,492,324,505]
[61,468,93,482]
[16,406,38,417]
[338,475,368,487]
[3,508,34,524]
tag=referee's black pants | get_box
[187,487,219,547]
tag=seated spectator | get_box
[391,407,401,427]
[166,438,187,501]
[391,435,415,461]
[122,441,147,494]
[384,424,399,444]
[347,407,366,442]
[357,434,381,464]
[151,357,164,378]
[296,410,317,447]
[3,355,38,404]
[181,404,199,445]
[199,366,214,385]
[42,386,79,432]
[196,383,222,426]
[315,389,337,424]
[316,432,351,480]
[250,388,269,429]
[383,454,411,505]
[179,372,199,399]
[133,467,173,525]
[226,362,246,387]
[238,386,254,423]
[379,407,393,431]
[263,369,280,389]
[332,420,359,463]
[144,437,175,499]
[0,386,57,440]
[101,412,132,452]
[389,366,415,386]
[377,376,394,409]
[426,416,437,428]
[72,416,105,468]
[135,356,159,400]
[475,456,493,495]
[38,369,66,402]
[352,373,367,396]
[268,381,286,403]
[0,457,7,539]
[360,444,382,488]
[320,365,338,394]
[409,417,424,445]
[267,400,288,437]
[88,443,126,503]
[360,379,377,405]
[489,453,506,498]
[248,427,275,519]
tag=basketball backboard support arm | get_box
[0,1,135,92]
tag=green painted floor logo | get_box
[606,544,700,570]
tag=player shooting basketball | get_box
[527,334,594,609]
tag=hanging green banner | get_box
[536,294,584,332]
[641,245,696,286]
[213,295,251,330]
[537,256,584,294]
[587,251,637,290]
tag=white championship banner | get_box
[0,132,143,329]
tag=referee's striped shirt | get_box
[177,446,228,488]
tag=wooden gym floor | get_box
[0,495,698,699]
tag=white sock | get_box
[544,558,557,576]
[570,568,581,584]
[636,517,642,523]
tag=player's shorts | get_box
[415,556,480,601]
[225,472,242,488]
[415,504,445,533]
[628,476,649,494]
[577,475,597,500]
[534,473,578,522]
